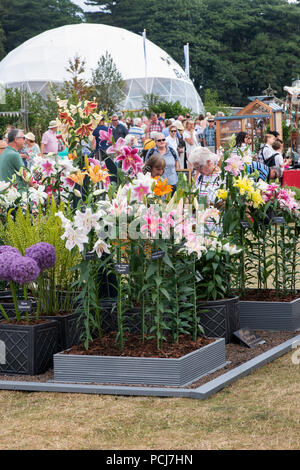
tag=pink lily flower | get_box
[106,138,125,156]
[42,160,55,176]
[116,147,143,174]
[133,183,151,202]
[224,154,244,176]
[88,158,99,168]
[99,128,113,144]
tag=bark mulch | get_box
[239,289,300,302]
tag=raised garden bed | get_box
[0,331,298,400]
[239,290,300,331]
[53,333,226,387]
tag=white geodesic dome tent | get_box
[0,23,204,114]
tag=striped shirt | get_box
[128,126,145,150]
[195,173,221,205]
[247,161,270,181]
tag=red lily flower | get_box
[59,112,74,127]
[83,101,98,117]
[75,123,94,138]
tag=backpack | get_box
[264,152,280,168]
[143,138,156,151]
[146,145,178,161]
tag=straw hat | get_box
[48,120,58,129]
[24,132,35,141]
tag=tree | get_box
[86,0,300,107]
[60,55,94,103]
[0,1,6,60]
[0,24,6,61]
[1,0,83,56]
[202,89,229,116]
[91,52,126,115]
[0,87,59,143]
[146,99,192,119]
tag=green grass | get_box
[1,351,300,449]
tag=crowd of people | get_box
[0,109,291,203]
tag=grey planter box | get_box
[53,337,226,387]
[42,312,84,352]
[239,297,300,331]
[197,297,240,343]
[0,320,58,375]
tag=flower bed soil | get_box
[63,332,215,359]
[0,319,51,326]
[0,331,297,388]
[239,289,300,302]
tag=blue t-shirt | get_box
[146,146,178,185]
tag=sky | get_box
[72,0,101,12]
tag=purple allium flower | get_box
[0,245,21,256]
[10,256,40,285]
[25,242,56,271]
[0,251,23,282]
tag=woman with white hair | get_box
[189,146,221,205]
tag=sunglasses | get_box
[170,130,177,133]
[156,139,166,142]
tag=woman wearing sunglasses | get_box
[166,125,179,155]
[146,132,180,192]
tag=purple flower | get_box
[25,242,56,271]
[10,256,40,285]
[0,251,23,282]
[0,245,21,256]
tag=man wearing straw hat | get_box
[40,120,58,156]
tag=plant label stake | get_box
[271,217,286,225]
[0,340,5,365]
[241,221,251,229]
[115,263,130,274]
[151,250,165,260]
[233,328,265,348]
[84,251,96,261]
[17,300,32,313]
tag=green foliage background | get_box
[86,0,300,106]
[1,0,300,108]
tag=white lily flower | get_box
[61,225,89,252]
[0,181,11,192]
[93,239,111,258]
[28,185,48,204]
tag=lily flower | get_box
[88,165,110,184]
[83,101,98,117]
[69,170,87,186]
[99,128,113,144]
[75,123,94,138]
[59,112,74,127]
[153,177,172,197]
[224,154,244,176]
[116,147,143,173]
[106,137,125,156]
